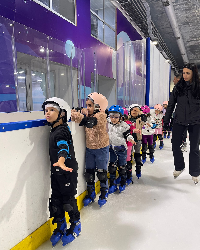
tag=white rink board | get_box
[0,113,86,250]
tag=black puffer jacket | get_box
[164,83,200,126]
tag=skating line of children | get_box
[42,94,171,247]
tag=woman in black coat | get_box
[164,63,200,184]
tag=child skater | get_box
[162,101,171,139]
[107,105,136,194]
[140,105,155,163]
[122,107,139,184]
[71,92,109,208]
[42,97,81,247]
[152,104,164,149]
[129,104,146,178]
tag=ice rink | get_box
[38,137,200,250]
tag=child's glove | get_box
[139,114,147,122]
[79,116,97,128]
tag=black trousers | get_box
[182,126,188,143]
[172,123,200,176]
[50,171,80,223]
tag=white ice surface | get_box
[37,138,200,250]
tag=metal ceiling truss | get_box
[116,0,179,70]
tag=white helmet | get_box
[42,97,71,122]
[129,104,141,114]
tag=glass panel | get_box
[32,71,47,111]
[104,0,115,29]
[17,69,27,111]
[0,16,17,112]
[49,61,77,108]
[130,40,146,106]
[91,13,103,41]
[52,0,75,24]
[50,71,55,97]
[117,45,124,106]
[90,0,103,20]
[38,0,50,7]
[104,24,115,49]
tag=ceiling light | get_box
[6,85,10,88]
[40,47,45,53]
[32,73,35,76]
[18,76,26,79]
[152,40,158,45]
[61,73,64,76]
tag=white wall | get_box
[149,42,170,107]
[0,113,86,250]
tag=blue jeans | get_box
[109,146,127,166]
[85,146,109,188]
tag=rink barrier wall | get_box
[0,116,93,250]
[11,182,101,250]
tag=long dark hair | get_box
[175,63,200,98]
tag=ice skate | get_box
[83,187,96,207]
[108,184,118,194]
[192,176,199,185]
[150,156,155,163]
[62,220,81,246]
[136,167,141,179]
[115,176,121,184]
[154,142,156,149]
[108,178,118,194]
[126,161,133,185]
[98,187,108,207]
[167,135,170,139]
[159,141,164,150]
[173,168,185,179]
[142,157,146,164]
[180,142,187,152]
[50,217,67,247]
[126,177,133,185]
[164,134,166,139]
[119,184,126,193]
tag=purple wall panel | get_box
[117,9,142,40]
[0,0,142,112]
[0,1,15,20]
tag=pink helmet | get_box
[87,92,108,112]
[141,105,150,114]
[122,107,128,116]
[154,104,163,111]
[163,101,168,105]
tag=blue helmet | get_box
[108,105,124,115]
